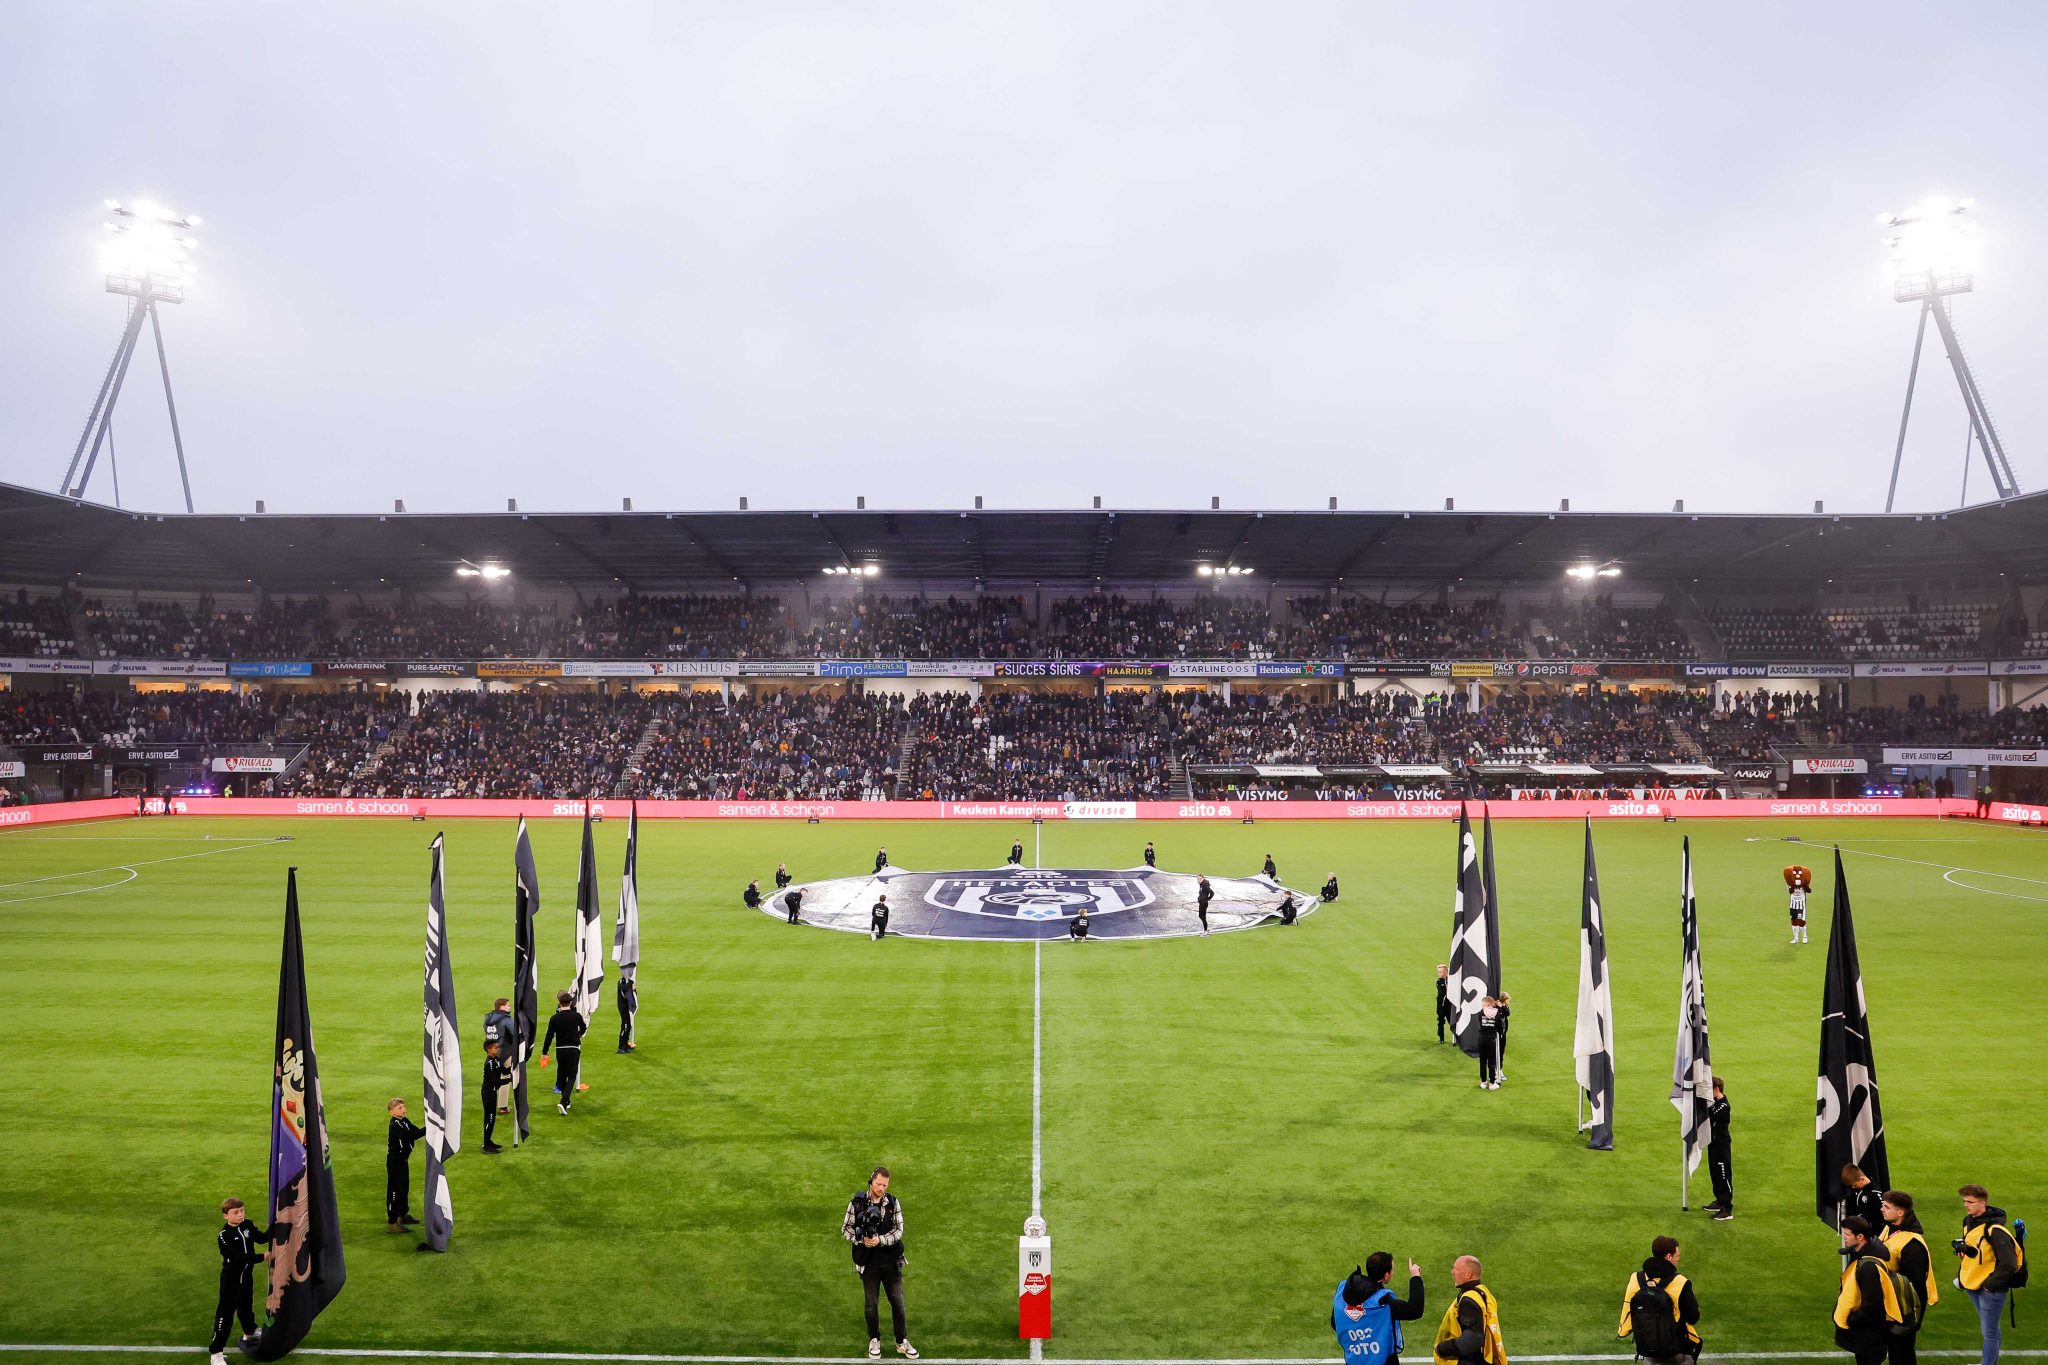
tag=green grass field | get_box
[1,813,2043,1363]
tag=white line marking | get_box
[0,838,288,892]
[2,1350,2044,1363]
[0,868,140,905]
[1943,867,2048,902]
[1031,936,1042,1220]
[1800,840,2048,887]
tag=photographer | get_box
[1333,1252,1425,1365]
[842,1167,917,1360]
[1880,1192,1936,1365]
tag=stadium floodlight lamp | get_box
[481,565,510,579]
[1566,564,1597,579]
[1196,564,1214,577]
[455,566,480,578]
[101,200,198,305]
[1880,197,1978,303]
[862,564,880,577]
[1597,566,1621,578]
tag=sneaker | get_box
[557,1102,570,1115]
[212,1353,229,1365]
[868,1340,882,1359]
[387,1221,403,1233]
[897,1343,919,1360]
[1713,1209,1734,1221]
[481,1143,503,1154]
[400,1214,421,1226]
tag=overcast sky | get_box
[1,2,2043,518]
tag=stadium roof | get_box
[2,479,2044,595]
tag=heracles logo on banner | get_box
[761,864,1314,941]
[926,872,1154,921]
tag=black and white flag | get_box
[1670,837,1713,1189]
[1445,805,1496,1055]
[612,801,640,1049]
[420,833,461,1252]
[571,806,605,1024]
[511,817,540,1144]
[1817,847,1889,1228]
[1573,819,1616,1151]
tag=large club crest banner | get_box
[1817,847,1889,1227]
[1444,806,1499,1056]
[242,869,346,1360]
[420,834,461,1252]
[760,866,1312,940]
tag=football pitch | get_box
[1,814,2043,1363]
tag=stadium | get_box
[3,9,2046,1365]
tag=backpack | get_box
[1877,1259,1923,1335]
[2012,1218,2030,1289]
[1627,1279,1685,1359]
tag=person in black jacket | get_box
[1143,841,1157,868]
[871,895,891,941]
[540,991,587,1115]
[480,1043,512,1152]
[1196,876,1214,936]
[874,847,889,874]
[1331,1252,1425,1364]
[775,863,793,890]
[1955,1184,2023,1365]
[1705,1078,1734,1221]
[615,973,638,1054]
[1263,853,1278,879]
[1834,1217,1894,1365]
[1476,999,1502,1089]
[1619,1236,1701,1364]
[1321,873,1341,903]
[1008,839,1024,866]
[1278,893,1299,925]
[1435,965,1452,1044]
[1494,992,1513,1080]
[743,879,763,911]
[1434,1257,1500,1365]
[842,1167,917,1359]
[784,886,805,925]
[208,1197,274,1363]
[1842,1165,1885,1231]
[385,1098,425,1230]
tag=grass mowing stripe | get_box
[4,1352,2046,1363]
[0,836,288,890]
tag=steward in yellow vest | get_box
[1956,1190,2025,1294]
[1617,1237,1700,1363]
[1432,1257,1506,1365]
[1834,1219,1903,1364]
[1879,1192,1939,1310]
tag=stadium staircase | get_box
[1665,719,1706,759]
[1165,754,1191,799]
[347,713,413,787]
[617,713,668,797]
[890,718,918,799]
[69,599,101,658]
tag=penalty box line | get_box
[6,1350,2048,1363]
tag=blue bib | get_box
[1333,1284,1402,1362]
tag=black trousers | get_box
[210,1270,255,1351]
[618,1006,635,1050]
[1437,1004,1452,1041]
[861,1258,907,1342]
[1498,1031,1509,1068]
[1708,1146,1733,1210]
[385,1156,409,1223]
[555,1047,581,1108]
[1478,1041,1497,1084]
[1886,1332,1917,1365]
[787,902,800,924]
[482,1083,501,1144]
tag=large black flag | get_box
[571,806,605,1024]
[512,817,540,1144]
[420,834,461,1251]
[612,801,640,1051]
[1573,819,1616,1151]
[1670,837,1713,1203]
[242,869,346,1360]
[1444,805,1495,1055]
[1817,847,1889,1228]
[1480,806,1503,996]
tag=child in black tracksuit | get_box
[385,1099,425,1229]
[209,1196,272,1359]
[481,1043,512,1152]
[542,991,587,1114]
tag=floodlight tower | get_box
[1880,198,2021,512]
[56,200,201,512]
